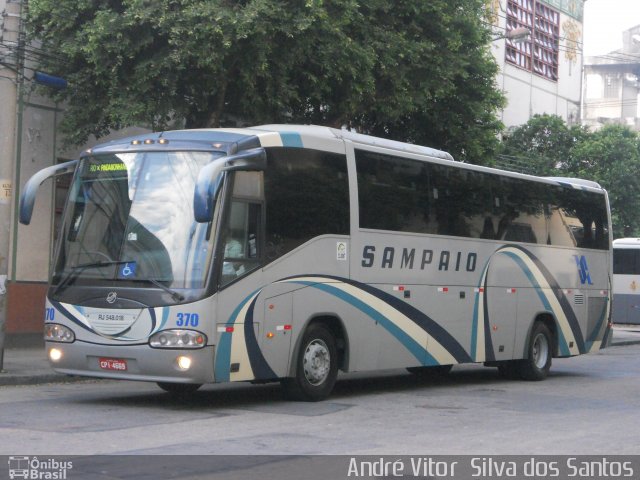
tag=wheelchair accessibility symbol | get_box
[119,262,137,279]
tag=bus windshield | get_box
[52,151,224,292]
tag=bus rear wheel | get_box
[157,382,202,394]
[519,322,552,381]
[282,324,338,402]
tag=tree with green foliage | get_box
[502,115,640,237]
[27,0,504,162]
[501,114,589,175]
[569,125,640,237]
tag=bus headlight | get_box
[149,330,207,349]
[44,324,75,343]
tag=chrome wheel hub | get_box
[532,333,549,369]
[303,339,330,386]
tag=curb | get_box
[610,340,640,347]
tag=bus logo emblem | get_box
[8,456,29,479]
[574,255,593,285]
[106,292,118,304]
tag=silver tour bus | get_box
[20,125,613,400]
[612,238,640,324]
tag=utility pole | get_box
[0,0,23,371]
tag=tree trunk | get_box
[207,77,229,128]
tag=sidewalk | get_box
[1,326,640,387]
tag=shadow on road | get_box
[70,364,585,412]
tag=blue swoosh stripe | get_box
[284,274,471,363]
[214,288,261,382]
[244,294,277,379]
[294,281,438,366]
[50,300,95,334]
[279,132,303,148]
[501,250,571,356]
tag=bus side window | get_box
[265,148,349,262]
[218,170,264,286]
[547,187,609,250]
[220,200,262,286]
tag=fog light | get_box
[49,348,62,362]
[177,356,192,371]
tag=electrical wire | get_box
[489,15,640,65]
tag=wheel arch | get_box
[524,311,558,358]
[288,314,350,377]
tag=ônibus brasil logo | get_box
[8,456,73,480]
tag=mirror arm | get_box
[194,148,266,223]
[19,159,78,225]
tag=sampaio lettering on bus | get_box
[361,245,478,272]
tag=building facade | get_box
[489,0,586,129]
[1,0,149,347]
[583,25,640,131]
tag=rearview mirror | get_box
[19,159,78,225]
[194,148,266,223]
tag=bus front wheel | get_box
[282,324,338,402]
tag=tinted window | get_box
[264,148,349,261]
[547,187,609,250]
[614,249,640,274]
[356,150,545,243]
[356,149,610,250]
[356,151,434,233]
[493,177,546,244]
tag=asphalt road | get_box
[1,343,639,456]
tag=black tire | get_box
[407,365,453,377]
[157,382,202,394]
[519,322,553,381]
[282,324,338,402]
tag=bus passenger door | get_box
[486,286,518,361]
[485,256,519,361]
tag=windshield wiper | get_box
[53,260,132,297]
[53,261,185,302]
[138,278,185,302]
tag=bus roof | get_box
[255,124,456,161]
[613,238,640,248]
[86,124,605,193]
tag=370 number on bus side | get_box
[176,313,199,327]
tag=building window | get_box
[603,74,620,98]
[505,0,559,81]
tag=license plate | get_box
[99,358,128,371]
[87,313,137,323]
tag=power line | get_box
[0,41,67,62]
[488,8,640,64]
[583,100,640,108]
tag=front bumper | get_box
[45,341,215,384]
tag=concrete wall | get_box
[491,0,584,129]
